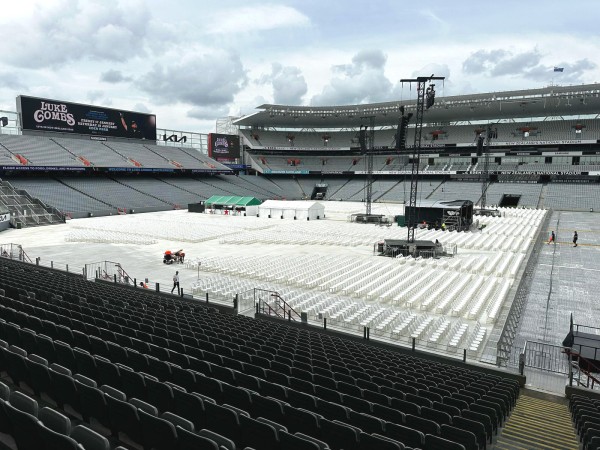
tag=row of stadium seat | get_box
[0,256,521,449]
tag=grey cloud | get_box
[525,58,596,82]
[462,49,507,74]
[139,51,247,108]
[463,48,596,83]
[490,50,541,76]
[311,50,392,106]
[333,50,387,76]
[271,63,307,105]
[1,0,155,68]
[100,69,131,83]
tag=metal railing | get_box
[0,243,32,263]
[568,351,600,390]
[518,340,571,375]
[255,288,300,321]
[496,210,550,366]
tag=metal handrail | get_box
[496,210,550,366]
[255,288,300,321]
[519,340,571,375]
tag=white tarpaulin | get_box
[258,200,325,220]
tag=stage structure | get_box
[400,75,445,243]
[563,314,600,389]
[479,123,495,210]
[359,116,376,218]
[404,200,474,231]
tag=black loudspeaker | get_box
[359,128,367,154]
[476,136,484,156]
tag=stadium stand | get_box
[1,83,600,449]
[0,255,521,450]
[7,178,114,216]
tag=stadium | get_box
[0,82,598,450]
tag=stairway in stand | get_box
[494,391,579,449]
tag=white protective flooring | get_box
[0,201,545,364]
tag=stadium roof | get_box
[234,83,600,128]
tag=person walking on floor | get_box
[547,231,555,244]
[573,231,578,247]
[171,271,180,295]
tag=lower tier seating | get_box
[0,257,520,449]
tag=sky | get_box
[0,0,599,134]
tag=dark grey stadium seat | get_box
[70,424,110,450]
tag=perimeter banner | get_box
[17,95,157,141]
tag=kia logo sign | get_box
[162,134,187,143]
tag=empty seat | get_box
[5,401,42,450]
[358,432,404,450]
[39,406,71,435]
[139,408,178,450]
[106,394,143,445]
[197,428,237,450]
[240,414,280,450]
[9,391,38,417]
[176,425,219,450]
[70,424,110,450]
[39,423,81,450]
[320,418,359,450]
[385,422,425,449]
[425,433,467,450]
[441,424,478,450]
[278,430,321,450]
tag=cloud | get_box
[100,69,131,83]
[462,47,596,83]
[0,0,154,68]
[333,50,387,76]
[311,50,393,105]
[138,51,248,108]
[258,63,307,105]
[526,59,597,82]
[204,4,310,34]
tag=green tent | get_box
[205,195,262,207]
